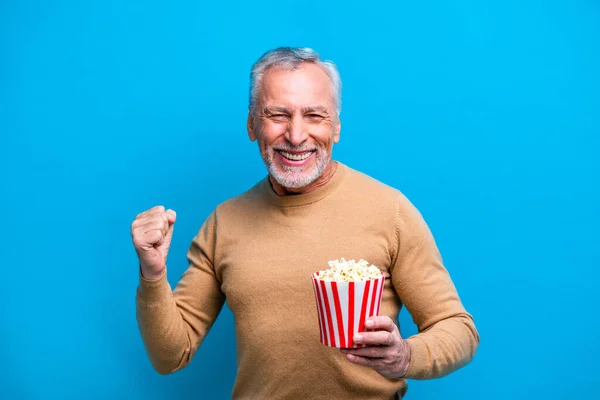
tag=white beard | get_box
[262,144,331,189]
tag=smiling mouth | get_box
[276,150,314,161]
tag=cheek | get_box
[258,122,287,146]
[312,126,336,148]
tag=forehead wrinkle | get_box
[258,65,335,113]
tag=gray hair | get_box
[249,47,342,116]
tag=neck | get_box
[269,161,338,196]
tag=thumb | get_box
[164,218,175,243]
[165,209,177,224]
[157,210,176,252]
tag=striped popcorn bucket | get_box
[311,273,385,348]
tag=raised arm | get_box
[132,206,225,374]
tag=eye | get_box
[268,113,289,122]
[307,113,325,121]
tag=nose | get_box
[285,115,308,146]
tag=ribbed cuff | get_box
[404,336,430,379]
[137,268,172,305]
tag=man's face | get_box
[247,63,341,190]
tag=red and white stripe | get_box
[311,273,385,348]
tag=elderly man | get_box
[132,47,479,399]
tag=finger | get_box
[134,230,163,250]
[165,218,175,240]
[132,217,162,231]
[345,353,384,369]
[364,316,396,333]
[132,212,167,230]
[162,213,170,236]
[165,209,177,224]
[354,331,395,347]
[133,211,173,234]
[340,346,386,358]
[132,219,167,236]
[147,230,165,247]
[136,205,165,220]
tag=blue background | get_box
[1,1,598,399]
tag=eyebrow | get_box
[262,105,330,116]
[263,106,291,115]
[301,106,329,115]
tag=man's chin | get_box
[270,167,319,190]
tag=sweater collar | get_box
[261,161,347,207]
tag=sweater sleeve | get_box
[135,211,226,374]
[390,194,480,380]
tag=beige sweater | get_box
[136,162,479,399]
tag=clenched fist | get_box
[131,205,176,280]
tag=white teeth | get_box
[280,151,311,161]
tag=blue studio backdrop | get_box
[1,1,598,399]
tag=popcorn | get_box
[311,258,385,348]
[315,258,382,282]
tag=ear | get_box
[333,118,341,144]
[247,109,257,142]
